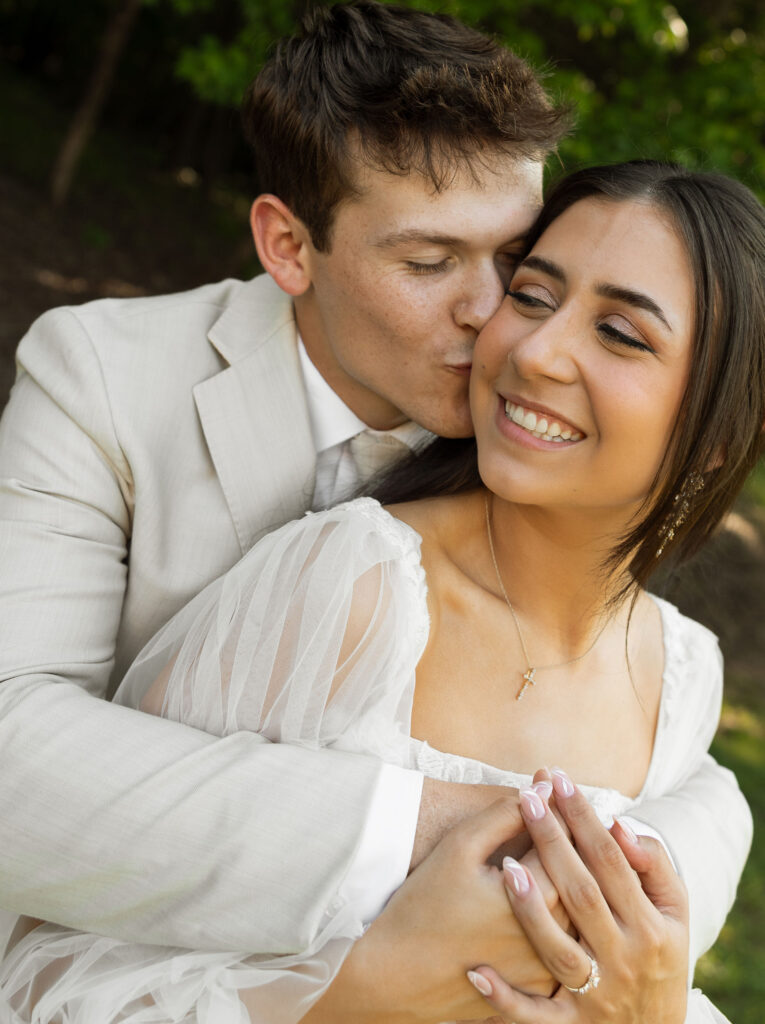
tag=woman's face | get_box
[470,197,695,518]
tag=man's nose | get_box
[453,263,506,333]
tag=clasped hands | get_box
[465,768,690,1024]
[307,768,690,1024]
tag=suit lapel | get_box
[194,277,316,554]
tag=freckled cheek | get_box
[359,278,434,330]
[399,276,459,315]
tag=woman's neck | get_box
[483,490,635,660]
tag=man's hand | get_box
[410,778,529,871]
[468,770,689,1024]
[304,794,560,1024]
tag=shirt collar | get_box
[298,337,432,453]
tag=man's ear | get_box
[250,195,313,296]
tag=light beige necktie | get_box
[349,430,410,483]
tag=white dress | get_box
[0,499,731,1023]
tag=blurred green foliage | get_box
[169,0,764,192]
[1,0,761,193]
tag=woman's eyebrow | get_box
[517,255,566,281]
[595,283,673,332]
[519,255,673,333]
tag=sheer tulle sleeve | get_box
[117,498,428,758]
[1,500,429,1024]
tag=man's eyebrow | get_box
[372,229,463,249]
[518,255,673,332]
[371,228,529,249]
[595,283,673,332]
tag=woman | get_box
[2,160,763,1024]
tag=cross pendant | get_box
[517,667,536,701]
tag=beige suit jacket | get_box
[0,274,751,963]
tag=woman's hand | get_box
[467,768,690,1024]
[305,792,565,1024]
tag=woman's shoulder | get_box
[385,490,482,545]
[648,592,722,660]
[310,496,424,553]
[640,594,725,794]
[647,593,724,712]
[261,497,427,581]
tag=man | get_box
[0,2,750,1020]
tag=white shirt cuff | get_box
[336,764,423,925]
[621,814,677,871]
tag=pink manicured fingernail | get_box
[467,970,493,997]
[533,780,553,801]
[551,767,575,798]
[520,787,546,820]
[503,856,530,895]
[617,817,639,844]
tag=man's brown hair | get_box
[243,0,571,250]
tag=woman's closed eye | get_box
[506,286,554,311]
[508,287,656,354]
[598,318,655,354]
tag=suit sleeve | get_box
[0,308,403,952]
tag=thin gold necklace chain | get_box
[483,494,611,700]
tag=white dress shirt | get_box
[298,340,429,511]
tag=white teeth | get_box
[503,401,582,444]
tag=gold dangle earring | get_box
[656,471,705,559]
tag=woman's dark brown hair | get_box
[243,0,571,251]
[372,161,765,592]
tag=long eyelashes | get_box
[506,288,547,307]
[506,289,654,354]
[406,252,523,279]
[405,260,450,275]
[597,323,653,353]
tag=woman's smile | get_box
[502,397,585,443]
[471,197,694,515]
[494,396,585,452]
